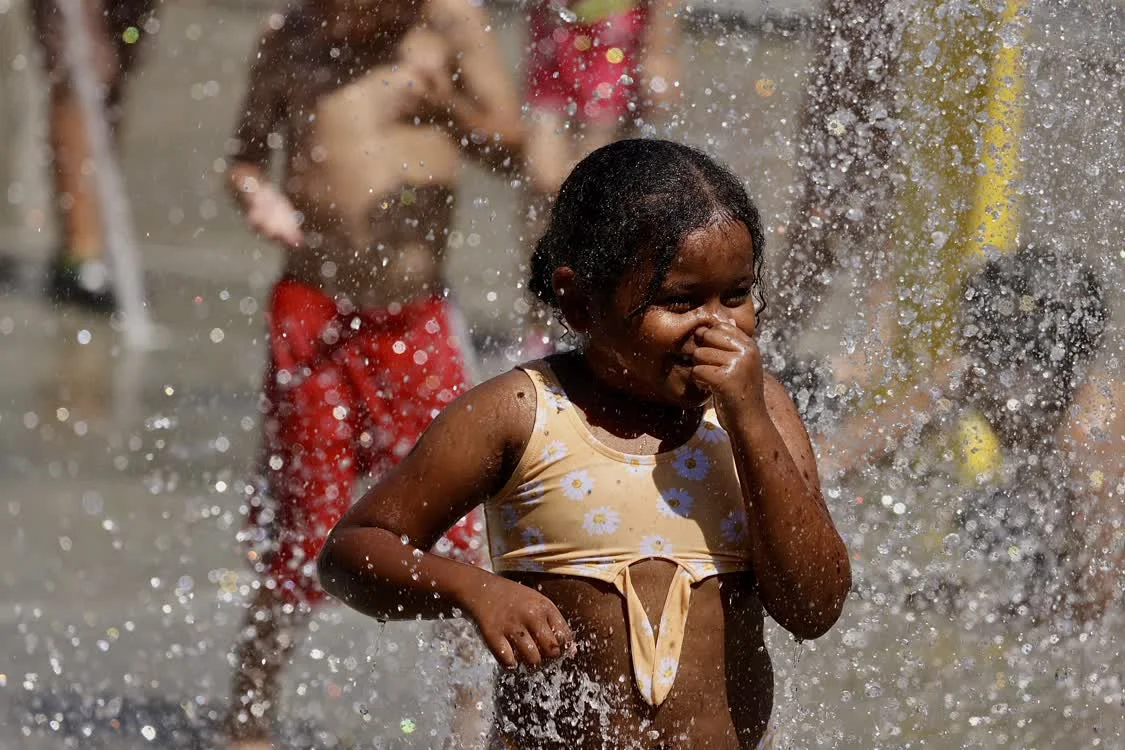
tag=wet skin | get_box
[319,220,848,749]
[495,569,773,749]
[494,222,775,748]
[228,0,519,308]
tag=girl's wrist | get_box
[726,412,784,458]
[442,560,492,616]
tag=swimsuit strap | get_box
[614,563,695,706]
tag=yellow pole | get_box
[885,0,1031,481]
[965,0,1029,260]
[891,0,1031,368]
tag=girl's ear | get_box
[553,266,593,334]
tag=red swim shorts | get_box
[526,2,647,123]
[244,278,484,606]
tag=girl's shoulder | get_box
[440,364,540,453]
[400,366,541,500]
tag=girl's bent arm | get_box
[731,377,852,639]
[316,371,534,621]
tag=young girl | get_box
[319,139,851,749]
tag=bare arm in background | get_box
[429,0,525,170]
[225,23,303,248]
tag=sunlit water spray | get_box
[57,0,166,351]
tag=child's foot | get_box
[46,257,117,313]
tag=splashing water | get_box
[0,0,1121,746]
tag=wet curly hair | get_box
[529,139,766,321]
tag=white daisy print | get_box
[697,419,727,444]
[639,534,673,558]
[519,480,547,505]
[721,509,749,545]
[656,488,695,518]
[561,469,595,500]
[625,456,651,476]
[543,384,569,412]
[673,447,711,481]
[499,505,520,530]
[582,507,621,536]
[654,657,678,688]
[542,440,569,463]
[520,526,547,553]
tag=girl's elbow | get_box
[811,568,852,637]
[786,598,846,641]
[780,570,851,640]
[315,533,348,601]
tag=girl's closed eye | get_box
[660,295,697,313]
[723,286,753,307]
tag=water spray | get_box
[58,0,164,350]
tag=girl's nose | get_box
[701,303,737,328]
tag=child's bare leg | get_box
[226,585,310,748]
[46,88,103,261]
[33,0,137,263]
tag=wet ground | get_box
[2,0,1124,747]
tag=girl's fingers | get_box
[545,608,574,647]
[690,364,726,387]
[690,345,733,367]
[526,618,561,659]
[509,628,543,667]
[488,633,518,670]
[694,324,743,350]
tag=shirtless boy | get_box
[224,0,522,746]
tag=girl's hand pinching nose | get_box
[689,323,768,422]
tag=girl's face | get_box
[584,219,759,407]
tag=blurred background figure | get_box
[763,0,902,365]
[516,0,684,357]
[221,0,522,746]
[521,0,682,199]
[816,244,1121,621]
[26,0,160,312]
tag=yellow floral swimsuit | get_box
[486,361,753,706]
